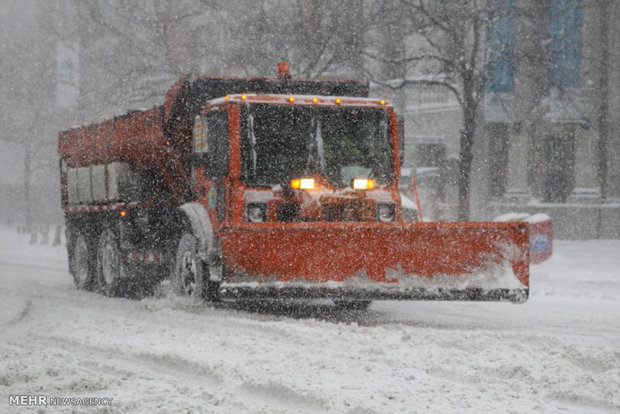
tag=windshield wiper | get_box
[248,114,257,178]
[307,117,326,173]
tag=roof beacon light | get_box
[335,97,342,105]
[288,96,295,103]
[312,97,318,104]
[380,99,386,105]
[277,61,292,80]
[241,94,247,100]
[352,178,374,190]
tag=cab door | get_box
[193,107,230,226]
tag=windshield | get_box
[241,104,392,187]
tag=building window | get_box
[542,129,575,202]
[550,0,582,90]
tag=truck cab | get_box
[191,94,402,228]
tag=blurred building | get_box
[383,0,619,238]
[482,0,620,238]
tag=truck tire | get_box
[66,226,76,277]
[96,228,127,297]
[72,232,94,290]
[172,232,220,303]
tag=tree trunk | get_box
[597,0,610,201]
[457,87,478,221]
[457,124,475,221]
[596,0,610,237]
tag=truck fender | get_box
[176,202,217,262]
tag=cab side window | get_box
[206,110,229,177]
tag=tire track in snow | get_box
[35,335,329,413]
[4,299,31,327]
[545,391,620,414]
[139,297,302,340]
[240,381,329,413]
[39,335,222,385]
[0,288,32,329]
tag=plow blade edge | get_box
[219,222,529,303]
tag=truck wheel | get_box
[96,228,125,296]
[172,233,203,302]
[72,233,94,290]
[66,226,76,277]
[334,300,372,311]
[172,232,220,303]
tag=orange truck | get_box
[58,63,529,307]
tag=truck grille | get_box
[277,203,300,222]
[323,201,372,222]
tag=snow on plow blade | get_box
[219,222,529,303]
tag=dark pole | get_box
[596,0,610,238]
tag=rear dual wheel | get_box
[72,232,94,290]
[70,229,125,296]
[171,232,220,303]
[96,228,127,296]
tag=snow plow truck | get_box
[58,63,529,307]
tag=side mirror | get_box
[192,114,213,174]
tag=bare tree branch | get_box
[363,50,456,70]
[366,0,513,220]
[370,73,464,108]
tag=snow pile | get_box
[494,212,551,223]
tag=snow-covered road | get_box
[1,228,619,413]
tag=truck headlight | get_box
[245,203,267,222]
[376,203,395,222]
[290,178,315,190]
[352,178,374,190]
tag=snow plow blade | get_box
[219,222,529,303]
